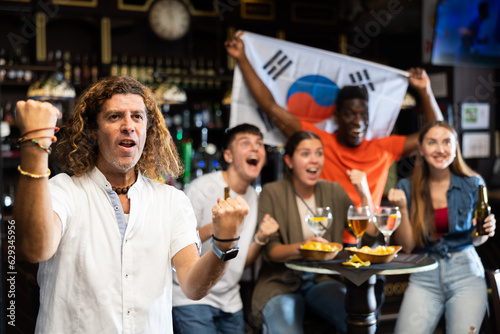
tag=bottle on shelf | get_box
[119,54,129,77]
[171,58,182,87]
[155,55,165,83]
[183,58,191,89]
[6,49,17,81]
[147,56,155,85]
[180,139,193,188]
[206,58,216,89]
[129,55,139,80]
[14,47,25,82]
[110,55,119,76]
[81,54,91,86]
[90,54,99,83]
[20,52,32,82]
[197,56,206,89]
[2,101,15,127]
[213,103,224,128]
[0,48,6,82]
[73,54,81,85]
[164,57,173,76]
[475,184,491,236]
[138,55,147,83]
[63,51,72,83]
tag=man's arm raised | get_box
[402,68,444,156]
[14,100,62,263]
[225,30,301,138]
[173,196,248,300]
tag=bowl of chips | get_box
[345,245,403,263]
[299,242,343,261]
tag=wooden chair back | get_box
[486,269,500,334]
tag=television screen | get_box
[432,0,500,67]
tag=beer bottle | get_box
[475,184,491,236]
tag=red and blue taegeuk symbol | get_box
[286,75,339,123]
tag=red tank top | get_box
[435,207,449,237]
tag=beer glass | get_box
[347,205,371,248]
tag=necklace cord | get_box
[293,188,328,230]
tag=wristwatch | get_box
[210,237,239,261]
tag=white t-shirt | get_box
[172,171,258,313]
[36,167,198,334]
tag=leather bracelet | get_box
[212,234,240,242]
[254,234,267,246]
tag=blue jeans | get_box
[172,305,244,334]
[262,273,347,334]
[394,247,487,334]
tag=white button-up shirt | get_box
[36,168,198,333]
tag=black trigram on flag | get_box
[262,50,293,80]
[349,69,375,92]
[256,107,276,131]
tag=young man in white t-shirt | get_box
[172,123,279,333]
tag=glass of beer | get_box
[305,207,333,237]
[347,205,371,248]
[374,206,401,246]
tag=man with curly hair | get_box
[13,76,248,333]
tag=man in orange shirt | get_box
[225,30,443,243]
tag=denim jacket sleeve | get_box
[396,173,483,253]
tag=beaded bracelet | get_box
[18,165,51,179]
[17,138,53,154]
[212,234,241,242]
[18,135,57,144]
[254,234,268,246]
[20,126,60,138]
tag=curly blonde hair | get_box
[56,76,183,180]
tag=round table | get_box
[285,251,438,334]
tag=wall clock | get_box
[149,0,191,41]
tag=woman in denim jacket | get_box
[387,120,496,334]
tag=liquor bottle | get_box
[197,56,206,89]
[90,54,99,83]
[63,51,72,82]
[129,55,138,80]
[206,58,215,89]
[81,54,91,85]
[180,139,193,188]
[119,54,129,77]
[73,54,81,85]
[110,55,119,76]
[475,184,491,236]
[2,101,15,126]
[138,55,147,83]
[6,49,16,81]
[20,53,32,82]
[0,48,6,82]
[183,58,191,89]
[155,56,165,83]
[147,56,155,85]
[164,57,173,76]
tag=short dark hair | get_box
[224,123,263,150]
[336,85,369,111]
